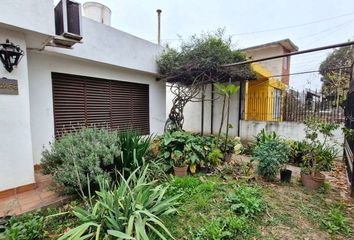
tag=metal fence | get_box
[244,89,345,123]
[344,75,354,197]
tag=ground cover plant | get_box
[157,130,242,173]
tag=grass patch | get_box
[2,172,352,239]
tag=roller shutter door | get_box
[52,73,149,137]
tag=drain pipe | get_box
[237,80,243,137]
[201,85,205,135]
[211,84,214,134]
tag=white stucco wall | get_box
[167,83,241,136]
[0,0,55,36]
[0,30,35,191]
[240,120,344,155]
[28,52,166,164]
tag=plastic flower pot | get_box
[280,169,292,183]
[173,165,188,177]
[301,171,325,190]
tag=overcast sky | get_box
[60,0,354,91]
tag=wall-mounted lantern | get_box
[0,39,24,73]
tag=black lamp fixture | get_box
[0,39,24,73]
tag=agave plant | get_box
[59,166,180,240]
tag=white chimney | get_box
[83,2,111,26]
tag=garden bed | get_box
[1,159,352,240]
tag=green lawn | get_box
[161,173,353,240]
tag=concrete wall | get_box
[28,52,166,165]
[0,30,35,191]
[167,83,241,136]
[240,120,344,154]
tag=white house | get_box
[0,0,165,194]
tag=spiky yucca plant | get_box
[59,166,180,240]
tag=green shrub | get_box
[288,140,308,165]
[321,205,352,236]
[59,166,180,240]
[5,211,46,240]
[227,185,265,218]
[255,129,279,146]
[118,130,152,173]
[41,128,121,193]
[41,128,152,194]
[252,138,290,181]
[158,131,209,172]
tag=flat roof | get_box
[242,38,299,52]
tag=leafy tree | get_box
[157,29,255,131]
[319,44,354,106]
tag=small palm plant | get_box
[214,83,240,155]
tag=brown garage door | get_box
[52,72,149,137]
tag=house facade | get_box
[0,0,165,193]
[243,39,298,86]
[243,39,298,121]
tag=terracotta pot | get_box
[173,166,188,177]
[224,153,232,162]
[301,171,325,190]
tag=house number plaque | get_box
[0,78,18,95]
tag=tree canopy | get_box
[319,45,354,101]
[157,30,256,85]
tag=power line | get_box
[296,18,354,41]
[230,12,354,36]
[158,12,354,41]
[266,66,352,78]
[223,40,354,67]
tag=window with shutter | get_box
[52,73,150,137]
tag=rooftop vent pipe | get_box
[157,9,162,45]
[83,2,111,26]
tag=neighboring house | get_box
[243,39,298,121]
[243,39,299,85]
[0,0,165,194]
[168,39,298,135]
[244,63,287,121]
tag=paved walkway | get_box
[0,173,71,217]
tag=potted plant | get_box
[171,150,188,177]
[218,134,237,162]
[301,143,326,190]
[300,118,339,190]
[280,163,292,183]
